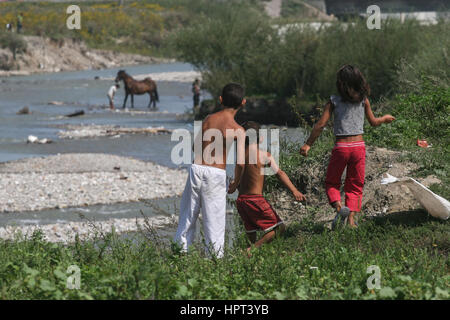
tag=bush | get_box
[0,31,27,60]
[395,22,450,94]
[173,1,276,97]
[174,15,449,102]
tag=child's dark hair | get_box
[336,65,370,103]
[221,83,245,109]
[241,121,260,146]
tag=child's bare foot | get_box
[246,247,252,258]
[348,218,358,228]
[348,212,359,228]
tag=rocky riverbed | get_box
[57,124,172,139]
[0,215,177,243]
[0,153,187,213]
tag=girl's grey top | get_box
[331,95,365,136]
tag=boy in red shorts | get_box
[228,121,306,255]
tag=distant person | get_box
[299,65,395,228]
[174,83,247,258]
[16,13,23,33]
[107,83,120,110]
[192,78,200,108]
[235,121,306,256]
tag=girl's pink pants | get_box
[325,141,366,212]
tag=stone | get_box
[17,106,31,115]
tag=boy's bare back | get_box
[238,146,270,195]
[194,109,244,170]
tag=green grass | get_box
[365,83,450,199]
[0,213,448,300]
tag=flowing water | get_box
[0,62,196,166]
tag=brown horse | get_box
[115,70,159,109]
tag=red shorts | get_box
[325,141,366,212]
[236,194,283,233]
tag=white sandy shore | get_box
[0,153,187,213]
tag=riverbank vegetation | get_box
[175,1,449,200]
[174,4,449,101]
[0,31,27,68]
[0,0,265,57]
[0,214,448,299]
[0,1,448,300]
[265,83,450,198]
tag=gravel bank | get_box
[57,125,172,139]
[0,216,176,243]
[0,153,187,212]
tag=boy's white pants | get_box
[174,164,227,258]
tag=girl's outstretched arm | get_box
[364,98,395,126]
[300,100,332,157]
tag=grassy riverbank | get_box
[1,84,448,300]
[0,98,448,300]
[0,1,448,300]
[0,213,448,300]
[264,83,450,201]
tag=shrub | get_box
[0,31,27,60]
[395,22,450,94]
[173,1,276,97]
[174,15,449,102]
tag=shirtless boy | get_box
[232,121,306,255]
[174,83,247,258]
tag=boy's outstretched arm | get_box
[300,101,332,157]
[264,151,306,201]
[364,98,395,126]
